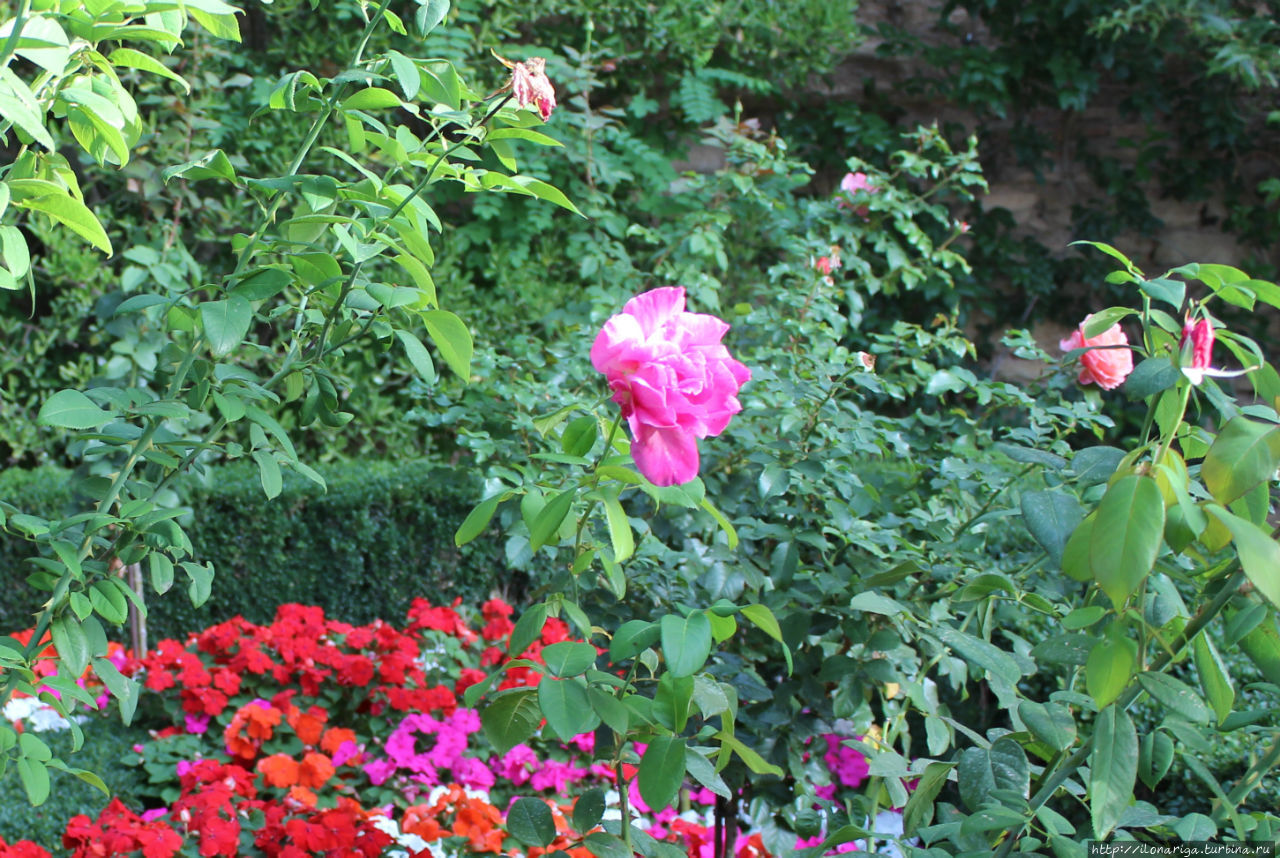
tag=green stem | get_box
[1217,732,1280,817]
[992,565,1244,857]
[0,0,31,70]
[229,0,394,277]
[1152,381,1192,467]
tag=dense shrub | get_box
[0,461,506,639]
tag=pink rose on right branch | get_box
[1059,315,1134,390]
[591,287,751,487]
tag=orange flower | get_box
[401,804,447,841]
[257,753,299,788]
[287,705,328,746]
[320,727,357,756]
[286,785,318,807]
[297,752,334,789]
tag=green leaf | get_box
[422,309,472,380]
[1137,277,1185,309]
[482,688,540,754]
[638,736,687,812]
[698,497,738,548]
[1071,241,1139,273]
[1206,505,1280,609]
[541,642,597,678]
[956,737,1030,811]
[509,603,548,656]
[660,612,712,677]
[931,626,1023,684]
[717,732,783,777]
[185,0,241,41]
[51,614,91,677]
[455,496,501,547]
[89,580,127,625]
[149,552,174,595]
[1090,705,1138,839]
[395,329,437,384]
[252,449,282,500]
[107,48,190,92]
[1021,489,1084,569]
[902,761,952,836]
[15,193,112,255]
[1192,633,1235,725]
[740,603,792,674]
[200,295,253,357]
[1072,446,1126,486]
[847,591,908,616]
[231,267,290,301]
[1138,730,1175,790]
[1239,616,1280,688]
[683,746,730,799]
[183,561,214,608]
[1018,701,1077,751]
[1086,634,1137,709]
[529,489,575,551]
[572,788,605,834]
[16,757,49,806]
[343,87,403,111]
[1202,417,1280,506]
[93,656,139,725]
[1080,307,1136,338]
[586,687,629,735]
[609,619,659,662]
[1091,475,1164,609]
[602,489,634,562]
[537,677,599,740]
[507,797,555,848]
[37,389,112,429]
[584,833,631,858]
[1137,672,1212,724]
[415,0,451,34]
[1124,357,1181,399]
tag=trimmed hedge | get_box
[0,461,507,640]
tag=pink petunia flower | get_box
[1059,316,1134,390]
[591,287,751,486]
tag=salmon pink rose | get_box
[1059,316,1134,390]
[591,287,750,486]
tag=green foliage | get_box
[0,460,504,639]
[0,714,150,847]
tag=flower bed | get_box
[2,602,886,857]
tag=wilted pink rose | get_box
[511,57,556,120]
[1059,316,1134,390]
[591,287,751,486]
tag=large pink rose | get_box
[1059,316,1134,390]
[591,287,751,486]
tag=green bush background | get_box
[0,462,506,640]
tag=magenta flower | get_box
[591,287,751,486]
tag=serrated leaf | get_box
[200,295,253,357]
[507,797,555,847]
[455,496,500,547]
[1021,489,1084,569]
[422,309,472,380]
[481,688,540,754]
